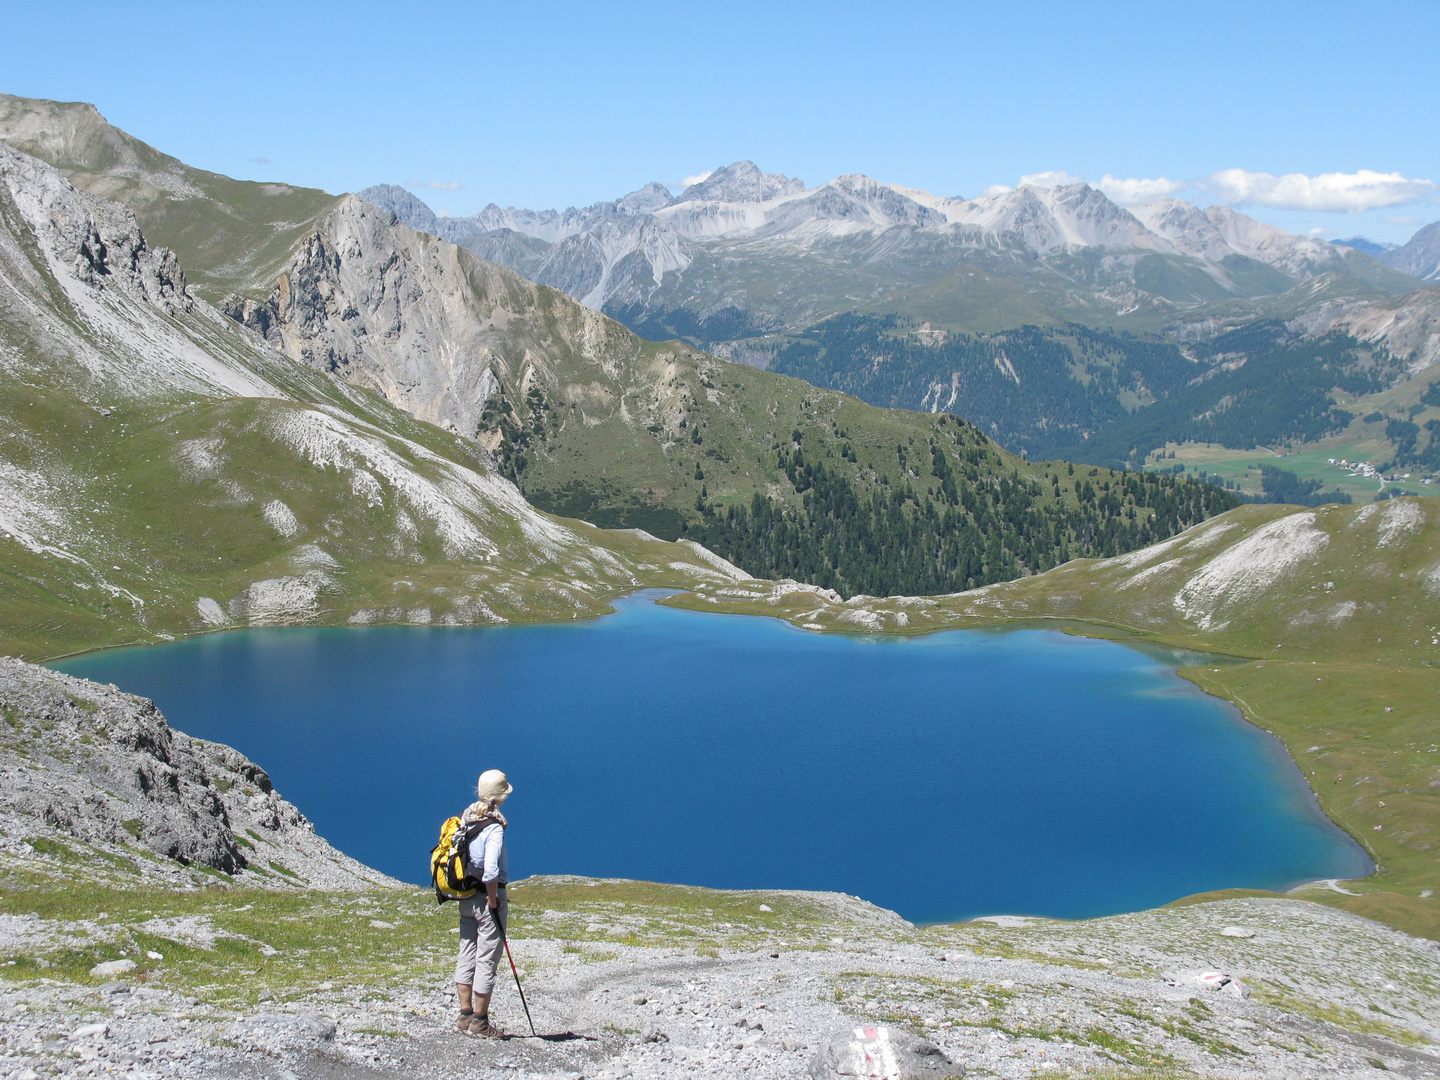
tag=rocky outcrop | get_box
[0,144,192,315]
[0,657,396,890]
[223,195,639,439]
[1286,284,1440,374]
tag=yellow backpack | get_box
[430,815,483,903]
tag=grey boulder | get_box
[296,1012,337,1042]
[810,1026,963,1079]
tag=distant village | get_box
[1328,458,1434,486]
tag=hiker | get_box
[454,769,512,1037]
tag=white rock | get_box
[261,499,301,538]
[70,1022,109,1040]
[809,1026,960,1079]
[1220,926,1256,938]
[89,958,136,977]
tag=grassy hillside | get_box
[212,188,1237,572]
[0,142,744,661]
[672,499,1440,940]
[760,311,1440,486]
[0,92,340,299]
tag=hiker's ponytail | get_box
[462,797,508,830]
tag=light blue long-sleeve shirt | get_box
[466,821,507,884]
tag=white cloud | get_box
[978,171,1084,198]
[1097,174,1186,205]
[681,170,714,188]
[1201,168,1435,212]
[407,179,464,191]
[1018,170,1085,189]
[1386,215,1417,225]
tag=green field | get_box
[1146,435,1438,503]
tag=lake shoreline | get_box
[52,592,1370,929]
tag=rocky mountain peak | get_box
[357,183,441,235]
[769,173,949,230]
[1382,220,1440,282]
[616,181,672,215]
[675,160,806,204]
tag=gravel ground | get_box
[3,891,1438,1080]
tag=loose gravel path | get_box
[3,888,1438,1080]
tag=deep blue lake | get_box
[54,592,1370,924]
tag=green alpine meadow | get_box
[1,12,1439,1074]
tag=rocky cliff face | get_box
[1,144,192,317]
[0,657,396,890]
[0,92,341,301]
[224,195,640,440]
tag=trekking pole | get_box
[494,906,537,1037]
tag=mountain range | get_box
[360,160,1435,349]
[0,91,1437,956]
[361,166,1440,477]
[0,113,758,658]
[0,92,1235,654]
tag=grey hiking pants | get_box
[454,891,507,994]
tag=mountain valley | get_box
[361,165,1440,491]
[0,85,1437,1080]
[0,93,1234,614]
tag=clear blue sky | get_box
[3,0,1436,242]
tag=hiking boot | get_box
[465,1014,506,1038]
[455,1013,474,1034]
